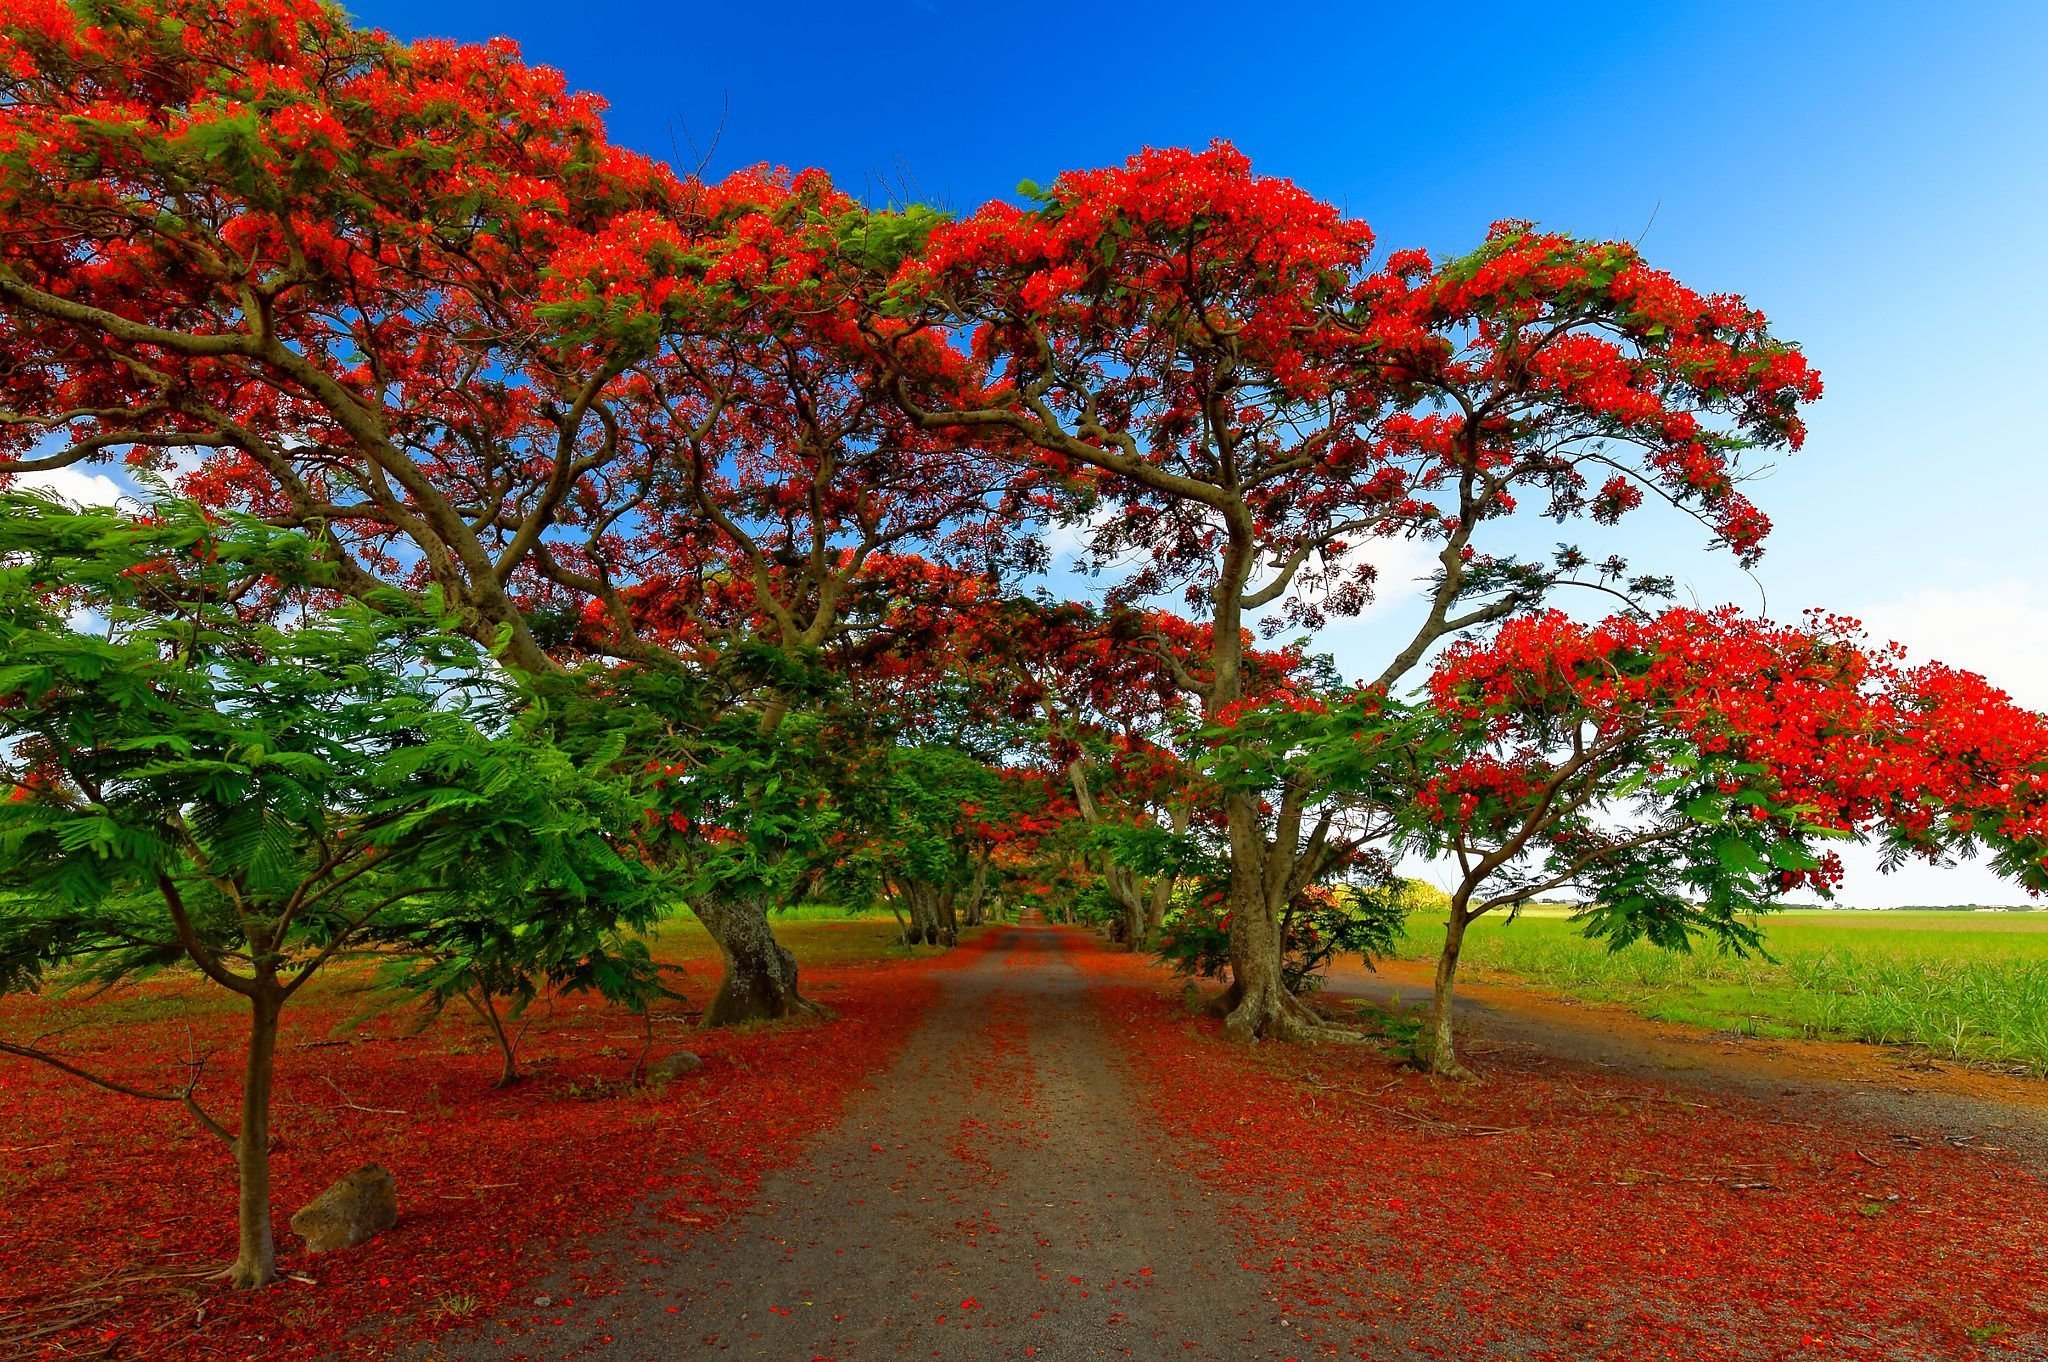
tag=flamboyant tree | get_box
[0,0,834,1014]
[522,165,1036,1018]
[952,597,1212,946]
[1868,663,2048,891]
[0,0,1036,1022]
[1395,608,2048,1073]
[0,0,694,672]
[847,143,1826,1039]
[846,746,1007,946]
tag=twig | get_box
[1306,1081,1522,1136]
[0,1035,232,1145]
[1585,1089,1711,1110]
[0,1301,118,1347]
[320,1076,406,1115]
[629,1010,655,1088]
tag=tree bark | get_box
[963,854,990,927]
[462,986,520,1087]
[1144,874,1172,945]
[226,991,281,1289]
[695,896,824,1026]
[1215,792,1336,1043]
[1430,903,1474,1077]
[1118,885,1146,951]
[1216,869,1310,1041]
[900,884,956,947]
[1207,531,1327,1041]
[901,886,935,946]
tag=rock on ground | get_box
[645,1051,703,1085]
[290,1163,398,1253]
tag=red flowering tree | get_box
[952,597,1223,946]
[521,165,1040,1019]
[0,1,1035,1023]
[1871,662,2048,890]
[854,143,1825,1039]
[1400,608,2048,1074]
[0,0,698,673]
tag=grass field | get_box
[646,913,972,970]
[1390,908,2048,1071]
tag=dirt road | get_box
[447,927,1308,1361]
[1323,956,2048,1169]
[432,928,2048,1361]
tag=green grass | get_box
[762,903,904,922]
[641,914,974,968]
[1392,909,2048,1071]
[6,911,956,1038]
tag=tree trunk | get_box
[226,992,281,1289]
[1145,873,1173,945]
[695,896,823,1027]
[963,854,990,928]
[1217,872,1302,1041]
[1431,904,1473,1077]
[1206,538,1330,1042]
[897,884,958,948]
[1120,887,1146,951]
[1215,796,1332,1043]
[901,886,937,946]
[464,986,520,1088]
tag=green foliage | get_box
[838,746,1020,900]
[1157,878,1419,993]
[530,647,863,915]
[830,203,949,276]
[1084,819,1217,886]
[0,492,667,1010]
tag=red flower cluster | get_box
[1428,608,2048,887]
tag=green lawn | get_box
[644,911,979,969]
[1391,909,2048,1071]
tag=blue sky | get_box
[319,2,2048,901]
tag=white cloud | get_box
[1325,533,1443,623]
[8,466,129,507]
[1802,578,2048,907]
[1038,504,1119,572]
[1854,578,2048,711]
[1266,534,1444,685]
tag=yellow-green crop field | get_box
[1392,909,2048,1071]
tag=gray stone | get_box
[646,1051,704,1084]
[290,1163,397,1253]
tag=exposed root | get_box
[700,985,836,1029]
[1219,982,1368,1045]
[216,1260,276,1291]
